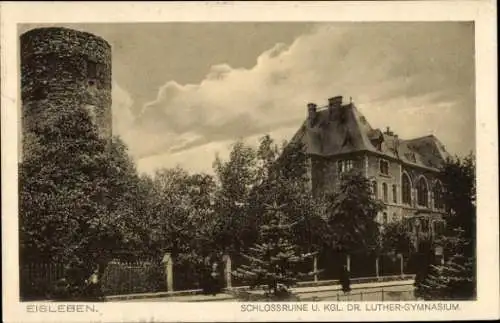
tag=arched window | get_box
[392,184,397,203]
[382,183,388,202]
[372,180,378,198]
[434,181,444,210]
[382,212,388,225]
[402,173,412,205]
[417,177,429,207]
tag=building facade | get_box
[289,96,449,248]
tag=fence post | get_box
[162,253,174,292]
[399,254,404,278]
[346,254,351,272]
[375,257,380,280]
[313,255,318,283]
[223,254,232,289]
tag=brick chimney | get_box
[328,96,343,119]
[385,126,394,136]
[328,96,343,108]
[394,134,400,154]
[307,102,317,126]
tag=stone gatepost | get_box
[223,254,232,289]
[313,255,318,282]
[162,253,174,292]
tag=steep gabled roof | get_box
[305,103,372,155]
[289,100,450,170]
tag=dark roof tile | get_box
[289,101,449,170]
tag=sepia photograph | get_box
[2,1,498,322]
[16,20,477,303]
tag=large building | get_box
[20,27,112,147]
[289,96,449,247]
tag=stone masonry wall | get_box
[20,27,112,140]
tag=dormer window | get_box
[379,159,389,175]
[405,152,417,163]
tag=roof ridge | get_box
[403,134,435,142]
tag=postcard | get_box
[1,1,498,322]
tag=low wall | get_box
[104,275,415,302]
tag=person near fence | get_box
[210,260,222,295]
[340,265,351,294]
[83,267,103,301]
[201,256,221,295]
[52,278,70,300]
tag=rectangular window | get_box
[337,159,354,173]
[346,160,353,171]
[379,160,389,175]
[392,185,397,203]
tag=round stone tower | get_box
[20,27,112,139]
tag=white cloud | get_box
[112,82,134,137]
[114,22,474,174]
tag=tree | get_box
[212,140,258,253]
[439,154,476,241]
[211,134,328,272]
[145,167,217,258]
[415,154,477,300]
[19,101,144,298]
[242,135,326,252]
[323,171,384,254]
[232,202,318,299]
[415,228,475,300]
[381,220,414,256]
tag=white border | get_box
[1,1,498,322]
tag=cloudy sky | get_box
[20,22,475,175]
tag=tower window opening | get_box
[87,60,97,79]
